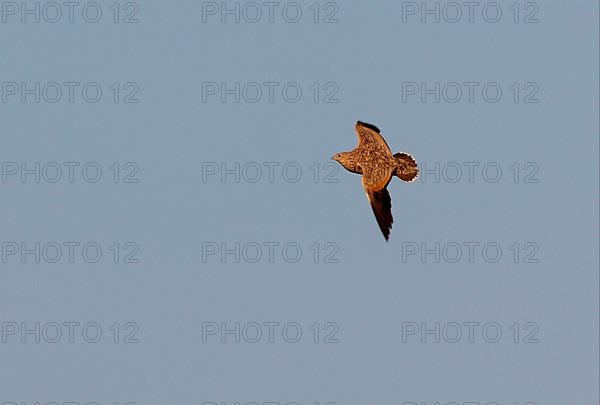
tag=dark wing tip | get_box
[380,217,392,241]
[356,121,380,134]
[382,229,390,241]
[367,188,393,241]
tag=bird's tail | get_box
[394,152,419,182]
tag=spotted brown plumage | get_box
[332,121,418,241]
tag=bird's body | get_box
[332,121,418,241]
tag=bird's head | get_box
[331,151,355,171]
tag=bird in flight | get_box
[332,121,418,241]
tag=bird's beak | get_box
[331,155,337,161]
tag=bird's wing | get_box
[355,121,395,240]
[362,171,394,241]
[355,121,392,154]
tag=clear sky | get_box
[0,1,598,404]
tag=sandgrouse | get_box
[332,121,418,241]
